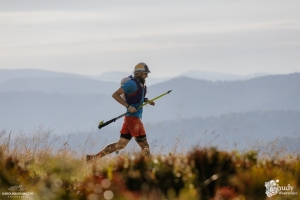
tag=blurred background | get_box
[1,0,299,154]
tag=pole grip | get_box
[98,118,116,129]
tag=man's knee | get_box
[135,136,150,155]
[135,135,147,143]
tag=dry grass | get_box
[0,127,299,200]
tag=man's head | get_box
[133,62,150,84]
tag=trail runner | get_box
[86,62,155,161]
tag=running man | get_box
[86,62,155,161]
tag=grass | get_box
[0,127,299,200]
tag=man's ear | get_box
[134,72,141,77]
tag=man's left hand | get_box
[149,100,155,106]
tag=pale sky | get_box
[0,0,299,78]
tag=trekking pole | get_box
[98,90,172,129]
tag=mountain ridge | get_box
[1,73,299,135]
[0,76,119,95]
[0,68,276,86]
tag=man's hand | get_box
[145,98,155,106]
[149,100,155,106]
[128,106,137,113]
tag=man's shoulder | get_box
[122,79,138,94]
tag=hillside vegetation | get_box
[0,129,299,200]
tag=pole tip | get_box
[168,90,172,93]
[99,120,104,127]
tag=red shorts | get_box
[120,116,146,137]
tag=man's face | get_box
[136,72,148,84]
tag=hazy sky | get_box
[1,0,299,77]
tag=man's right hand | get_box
[128,106,137,113]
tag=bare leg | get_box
[95,137,130,158]
[86,138,130,162]
[135,136,150,156]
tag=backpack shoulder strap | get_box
[125,77,141,97]
[144,85,147,97]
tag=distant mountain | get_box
[0,69,170,87]
[143,110,300,150]
[1,73,299,134]
[0,69,121,95]
[0,77,119,95]
[1,70,299,153]
[0,92,115,133]
[0,69,272,89]
[0,69,86,82]
[144,73,300,121]
[180,70,269,81]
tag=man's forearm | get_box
[112,93,129,108]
